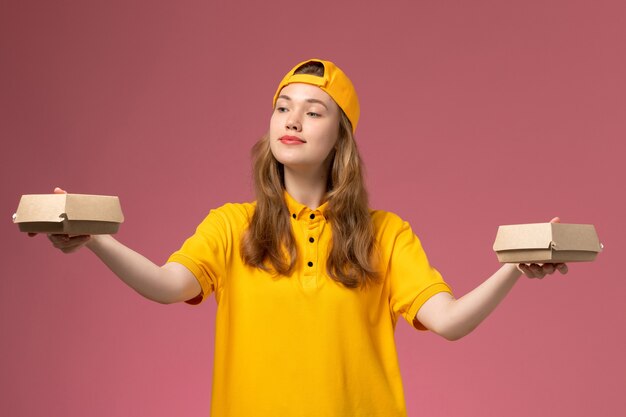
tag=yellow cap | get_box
[272,59,360,133]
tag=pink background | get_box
[2,1,625,416]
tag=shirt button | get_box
[292,213,296,219]
[309,213,315,219]
[309,237,314,243]
[307,261,313,267]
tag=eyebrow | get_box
[277,94,329,110]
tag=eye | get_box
[307,112,321,118]
[276,106,288,113]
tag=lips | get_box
[279,135,306,144]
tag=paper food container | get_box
[493,223,602,264]
[13,194,124,235]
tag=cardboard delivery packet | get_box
[13,194,124,235]
[493,223,602,264]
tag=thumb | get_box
[54,187,67,194]
[550,217,561,223]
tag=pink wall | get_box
[2,1,624,416]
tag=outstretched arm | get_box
[84,234,201,304]
[416,218,568,341]
[39,188,201,304]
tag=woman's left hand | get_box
[518,262,568,279]
[517,217,569,279]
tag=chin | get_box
[271,149,304,166]
[277,158,308,169]
[273,155,307,168]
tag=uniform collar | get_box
[284,191,329,220]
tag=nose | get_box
[286,115,302,132]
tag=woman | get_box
[45,59,567,417]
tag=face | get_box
[269,83,341,173]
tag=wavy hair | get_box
[241,62,378,288]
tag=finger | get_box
[48,234,70,244]
[518,263,537,279]
[66,235,90,242]
[51,236,90,251]
[62,235,91,247]
[48,234,86,248]
[529,263,546,279]
[555,263,569,274]
[542,263,556,275]
[50,238,71,250]
[54,187,67,194]
[61,242,88,253]
[550,217,561,223]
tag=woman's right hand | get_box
[47,233,92,254]
[31,187,92,253]
[29,190,200,303]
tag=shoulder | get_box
[197,201,256,232]
[370,209,409,232]
[211,201,256,219]
[369,209,433,265]
[369,209,419,248]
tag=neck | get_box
[283,165,330,209]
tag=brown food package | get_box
[493,223,602,264]
[13,194,124,235]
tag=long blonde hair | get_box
[241,63,378,288]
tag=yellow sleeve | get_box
[167,207,232,305]
[384,216,453,330]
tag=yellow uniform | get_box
[167,192,452,417]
